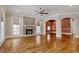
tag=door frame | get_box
[61,17,73,35]
[46,20,56,34]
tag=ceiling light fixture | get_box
[34,8,48,16]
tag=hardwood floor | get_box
[0,34,79,53]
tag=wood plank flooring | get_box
[0,34,79,53]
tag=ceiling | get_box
[3,5,79,18]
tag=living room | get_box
[0,5,79,53]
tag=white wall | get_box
[0,7,6,46]
[5,11,79,38]
[5,13,37,38]
[5,14,24,37]
[5,14,13,37]
[42,12,79,38]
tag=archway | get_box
[46,20,56,36]
[61,17,71,37]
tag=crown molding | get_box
[43,11,79,20]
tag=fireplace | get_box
[26,29,33,35]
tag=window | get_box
[12,17,20,36]
[13,24,20,35]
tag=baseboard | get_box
[41,33,46,35]
[0,38,6,47]
[5,34,45,39]
[75,35,79,38]
[62,33,72,35]
[56,35,62,38]
[5,34,36,39]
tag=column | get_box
[56,19,61,37]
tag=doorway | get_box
[61,17,71,36]
[46,20,56,36]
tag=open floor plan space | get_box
[0,5,79,53]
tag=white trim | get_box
[43,32,72,35]
[0,38,6,47]
[44,11,79,20]
[62,33,72,35]
[5,34,36,39]
[46,32,71,35]
[57,12,79,16]
[56,35,62,38]
[41,32,46,35]
[75,35,79,38]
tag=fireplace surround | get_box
[26,29,33,35]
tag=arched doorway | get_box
[46,20,56,36]
[61,17,71,37]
